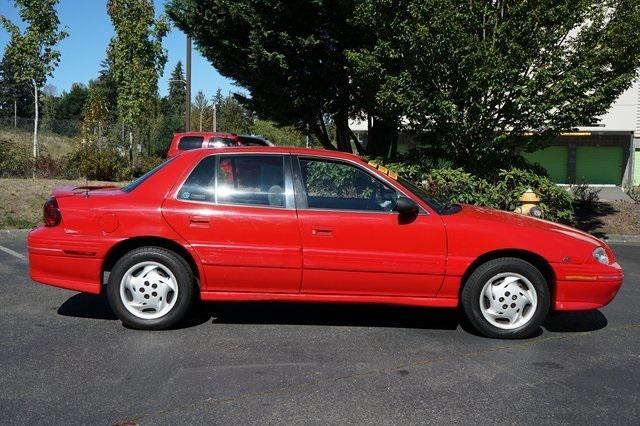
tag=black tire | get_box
[107,246,195,330]
[461,257,550,339]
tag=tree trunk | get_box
[13,99,17,128]
[309,115,336,150]
[199,110,203,131]
[367,117,397,159]
[333,112,352,153]
[32,80,39,159]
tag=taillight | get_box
[43,197,61,227]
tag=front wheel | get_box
[107,247,195,330]
[461,257,550,339]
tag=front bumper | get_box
[28,227,113,294]
[553,262,624,311]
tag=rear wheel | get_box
[461,257,550,339]
[107,247,195,330]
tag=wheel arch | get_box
[102,236,201,286]
[460,249,555,296]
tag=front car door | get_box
[162,153,302,293]
[294,156,447,297]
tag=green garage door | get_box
[575,146,623,185]
[523,146,568,183]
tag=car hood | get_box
[454,204,604,247]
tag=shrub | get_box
[0,139,63,178]
[63,143,129,181]
[375,154,575,223]
[133,155,164,177]
[0,139,33,178]
[422,168,502,208]
[571,182,601,209]
[627,186,640,203]
[495,168,574,223]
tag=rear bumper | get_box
[553,262,624,311]
[28,227,110,294]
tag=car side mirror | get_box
[395,196,419,217]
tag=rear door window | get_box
[217,155,285,207]
[178,136,205,151]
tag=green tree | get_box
[350,0,640,172]
[107,0,168,163]
[56,83,89,120]
[192,90,208,131]
[166,61,186,116]
[0,53,33,123]
[0,0,67,158]
[217,93,252,134]
[250,119,306,147]
[83,84,109,147]
[166,0,372,153]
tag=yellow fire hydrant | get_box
[514,188,543,218]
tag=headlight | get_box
[593,247,609,265]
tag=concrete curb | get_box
[603,234,640,245]
[0,229,31,234]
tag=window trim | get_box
[293,155,428,215]
[174,152,295,210]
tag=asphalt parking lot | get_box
[0,230,639,425]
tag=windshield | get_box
[397,176,450,214]
[121,158,174,193]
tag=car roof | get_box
[182,146,365,162]
[174,131,237,137]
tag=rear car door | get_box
[162,153,302,293]
[294,156,447,297]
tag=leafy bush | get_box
[422,168,502,207]
[374,151,575,222]
[0,139,62,178]
[627,186,640,203]
[133,155,164,177]
[63,143,129,181]
[571,182,601,209]
[0,139,34,178]
[495,168,574,223]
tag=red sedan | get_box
[28,147,623,338]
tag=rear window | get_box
[178,136,204,151]
[239,136,269,146]
[207,137,235,148]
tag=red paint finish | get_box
[297,209,446,296]
[28,147,623,314]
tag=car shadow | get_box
[56,293,211,329]
[543,310,608,333]
[57,294,609,334]
[57,293,118,320]
[204,302,460,330]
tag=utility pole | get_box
[185,35,192,132]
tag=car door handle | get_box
[189,215,210,225]
[311,228,333,236]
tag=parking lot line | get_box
[0,244,26,260]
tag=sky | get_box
[0,0,237,100]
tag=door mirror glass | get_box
[395,196,419,217]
